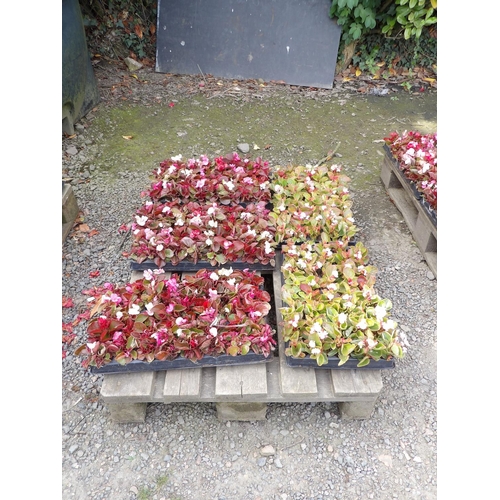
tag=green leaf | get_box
[227,345,239,356]
[316,353,328,366]
[357,356,370,368]
[215,253,227,264]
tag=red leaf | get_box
[62,297,74,308]
[62,322,73,333]
[89,270,100,278]
[168,102,175,108]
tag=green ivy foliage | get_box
[79,0,158,60]
[330,0,437,71]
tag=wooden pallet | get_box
[99,266,384,423]
[380,149,437,278]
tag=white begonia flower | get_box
[260,182,268,190]
[264,241,273,254]
[224,180,235,191]
[382,319,397,331]
[116,311,123,319]
[146,303,154,315]
[274,184,284,194]
[278,204,286,211]
[227,278,236,286]
[87,341,98,350]
[366,338,377,349]
[309,340,316,348]
[190,215,202,225]
[171,154,182,161]
[357,318,368,330]
[209,327,218,337]
[210,272,219,280]
[338,312,347,324]
[208,220,218,228]
[162,206,171,213]
[375,305,387,321]
[297,259,306,269]
[175,218,184,226]
[218,267,233,276]
[128,304,141,316]
[156,244,164,251]
[311,348,321,355]
[135,215,148,226]
[205,238,213,246]
[207,206,216,215]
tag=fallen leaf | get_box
[134,24,143,39]
[88,229,99,237]
[62,322,73,333]
[168,102,175,108]
[131,74,138,80]
[355,69,362,77]
[122,135,133,140]
[264,144,272,150]
[89,270,100,278]
[62,350,67,360]
[423,77,436,83]
[216,81,224,86]
[253,144,261,150]
[62,297,74,308]
[67,134,76,139]
[62,333,76,344]
[78,223,90,232]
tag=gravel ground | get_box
[61,61,437,500]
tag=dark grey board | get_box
[156,0,341,89]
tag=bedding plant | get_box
[75,267,276,369]
[279,240,403,367]
[383,130,437,213]
[270,162,358,245]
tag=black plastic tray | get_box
[90,350,275,374]
[284,348,395,370]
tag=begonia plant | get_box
[383,130,437,213]
[143,152,272,204]
[75,267,276,368]
[270,163,358,244]
[279,240,403,367]
[124,200,277,268]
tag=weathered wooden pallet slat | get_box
[380,150,437,277]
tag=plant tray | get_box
[380,146,437,278]
[284,345,395,370]
[90,351,275,374]
[130,259,276,272]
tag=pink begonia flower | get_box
[196,178,206,188]
[103,283,113,290]
[208,288,218,299]
[113,331,123,342]
[166,304,174,313]
[200,154,209,165]
[110,293,122,304]
[176,317,187,326]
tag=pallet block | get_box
[380,151,437,278]
[99,265,384,423]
